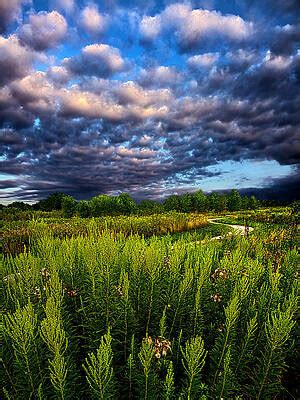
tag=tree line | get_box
[3,190,261,217]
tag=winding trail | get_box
[192,218,254,244]
[208,218,254,237]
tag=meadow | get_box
[0,209,299,399]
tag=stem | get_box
[187,372,194,400]
[170,293,182,336]
[23,348,35,395]
[124,302,128,362]
[146,279,154,337]
[1,360,17,396]
[144,373,148,400]
[256,349,273,400]
[213,326,230,385]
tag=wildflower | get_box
[115,285,124,297]
[211,268,228,281]
[41,268,50,279]
[164,255,170,266]
[154,336,171,359]
[63,285,78,297]
[144,336,171,359]
[211,293,222,302]
[32,286,41,300]
[66,289,78,297]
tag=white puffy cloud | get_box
[0,34,37,85]
[9,72,58,115]
[140,3,253,48]
[188,53,219,68]
[19,11,67,51]
[116,81,173,106]
[47,66,71,85]
[63,43,126,78]
[139,66,181,87]
[139,15,161,41]
[263,51,292,71]
[79,3,106,36]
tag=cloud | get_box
[9,72,57,115]
[58,88,127,121]
[63,43,127,78]
[79,3,107,36]
[51,0,74,14]
[18,11,67,51]
[0,35,37,85]
[1,1,299,203]
[116,81,173,107]
[140,3,253,50]
[187,53,219,68]
[0,0,30,33]
[47,66,71,85]
[139,66,181,87]
[140,15,161,41]
[270,24,300,55]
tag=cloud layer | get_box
[1,1,300,202]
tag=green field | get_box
[1,210,299,399]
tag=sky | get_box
[0,0,299,203]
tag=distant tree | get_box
[35,192,67,211]
[76,200,92,218]
[90,195,114,216]
[227,190,242,211]
[219,194,228,211]
[290,200,299,213]
[163,195,181,211]
[248,195,259,210]
[241,196,250,210]
[7,201,31,210]
[61,195,77,217]
[207,192,221,211]
[115,193,137,214]
[192,190,208,212]
[138,199,163,214]
[180,193,193,212]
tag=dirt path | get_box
[208,218,254,237]
[191,218,254,244]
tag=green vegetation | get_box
[1,189,261,219]
[0,213,208,255]
[1,208,298,399]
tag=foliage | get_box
[1,212,298,399]
[83,331,116,399]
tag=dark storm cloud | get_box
[1,1,300,202]
[270,24,300,55]
[240,166,300,202]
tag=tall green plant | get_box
[40,296,68,399]
[248,291,297,399]
[180,336,207,399]
[3,303,40,398]
[83,330,116,399]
